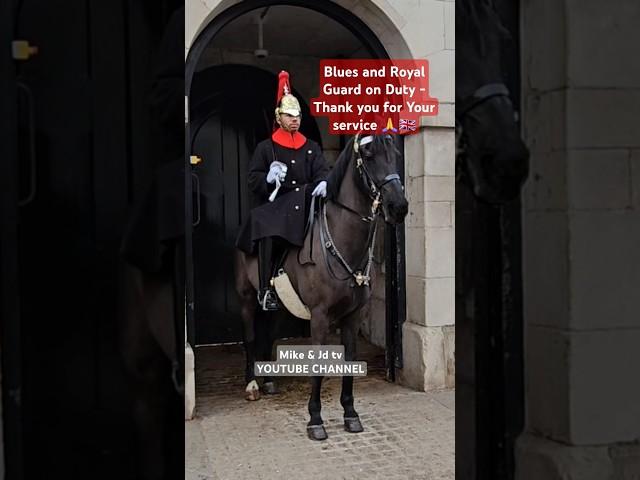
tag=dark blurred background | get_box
[457,1,640,479]
[1,1,184,479]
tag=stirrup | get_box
[257,288,279,311]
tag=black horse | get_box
[235,133,408,440]
[456,0,529,477]
[456,0,528,202]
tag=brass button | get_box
[295,205,300,210]
[295,187,300,192]
[292,180,296,185]
[307,150,312,154]
[291,160,296,164]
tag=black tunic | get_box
[236,137,329,254]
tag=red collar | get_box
[271,128,307,149]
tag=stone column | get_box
[517,0,640,476]
[396,0,456,391]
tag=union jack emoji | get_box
[399,118,417,132]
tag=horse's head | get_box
[353,133,408,225]
[456,0,529,203]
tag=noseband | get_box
[456,82,511,119]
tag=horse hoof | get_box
[245,389,260,401]
[344,416,364,433]
[245,380,260,401]
[307,424,328,441]
[262,382,279,395]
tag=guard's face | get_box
[279,113,301,133]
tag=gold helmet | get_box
[275,70,301,125]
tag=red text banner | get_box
[311,59,439,135]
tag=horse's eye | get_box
[360,146,373,157]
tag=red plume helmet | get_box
[271,70,306,148]
[274,70,301,123]
[276,71,291,106]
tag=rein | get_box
[318,134,399,287]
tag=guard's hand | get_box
[266,161,287,184]
[311,180,327,198]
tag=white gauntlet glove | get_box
[267,161,288,202]
[266,161,288,184]
[311,181,327,198]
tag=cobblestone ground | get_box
[186,336,454,480]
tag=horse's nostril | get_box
[389,201,408,220]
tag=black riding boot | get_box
[257,238,279,311]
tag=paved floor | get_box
[186,337,454,480]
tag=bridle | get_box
[319,133,403,287]
[354,133,402,208]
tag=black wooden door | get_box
[12,3,132,478]
[190,65,320,345]
[190,113,253,344]
[1,1,23,476]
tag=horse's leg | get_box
[260,312,281,394]
[239,288,260,401]
[341,319,364,433]
[119,262,172,479]
[242,307,261,401]
[252,310,277,394]
[307,308,329,441]
[236,251,261,400]
[262,314,279,395]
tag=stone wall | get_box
[517,0,640,475]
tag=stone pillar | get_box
[395,0,456,392]
[399,123,455,391]
[517,0,640,476]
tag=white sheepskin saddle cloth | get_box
[272,270,311,320]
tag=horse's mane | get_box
[326,137,355,200]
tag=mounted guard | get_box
[236,70,330,311]
[235,127,408,438]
